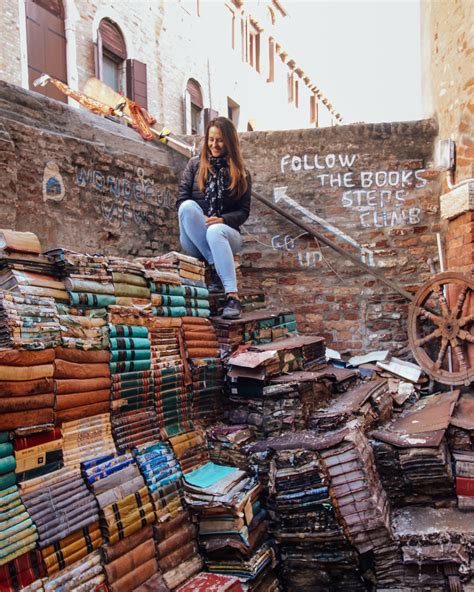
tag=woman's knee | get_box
[206,223,227,243]
[178,200,202,220]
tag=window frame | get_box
[97,18,127,95]
[185,78,204,135]
[225,4,236,49]
[248,20,260,72]
[267,37,275,82]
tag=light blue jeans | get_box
[178,200,242,293]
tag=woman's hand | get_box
[205,216,224,226]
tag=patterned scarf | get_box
[204,157,229,217]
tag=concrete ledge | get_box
[440,181,474,220]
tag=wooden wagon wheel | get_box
[408,272,474,386]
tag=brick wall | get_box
[421,0,474,182]
[234,121,442,355]
[0,81,180,257]
[445,212,474,274]
[421,0,473,288]
[0,81,442,356]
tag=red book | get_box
[14,428,62,451]
[177,573,243,592]
[456,477,474,497]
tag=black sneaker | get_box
[222,296,242,319]
[208,265,224,293]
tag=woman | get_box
[176,117,251,319]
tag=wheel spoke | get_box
[435,337,449,369]
[458,329,474,343]
[415,328,442,347]
[459,314,474,328]
[452,340,469,372]
[453,286,469,318]
[432,283,450,317]
[416,306,443,326]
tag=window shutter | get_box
[204,108,219,130]
[32,0,63,18]
[186,79,203,109]
[99,19,126,60]
[26,0,67,102]
[126,59,148,109]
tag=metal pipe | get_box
[252,189,414,302]
[437,232,454,386]
[169,132,414,301]
[164,131,414,301]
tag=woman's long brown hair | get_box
[197,117,248,198]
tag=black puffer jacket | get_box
[176,156,251,231]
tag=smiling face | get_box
[208,126,226,158]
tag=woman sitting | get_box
[176,116,251,319]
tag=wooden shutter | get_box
[126,59,148,109]
[186,79,203,109]
[26,0,67,103]
[204,108,219,130]
[99,19,126,60]
[33,0,63,17]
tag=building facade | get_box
[420,0,473,277]
[0,0,342,135]
[421,0,473,183]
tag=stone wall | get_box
[0,81,442,355]
[0,81,181,256]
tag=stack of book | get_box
[183,462,279,590]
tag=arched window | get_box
[26,0,67,102]
[97,19,127,93]
[185,79,203,135]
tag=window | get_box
[310,94,319,126]
[267,37,275,82]
[103,52,121,92]
[287,72,294,103]
[185,78,203,135]
[26,0,67,103]
[191,105,201,134]
[227,97,240,127]
[287,69,300,107]
[97,19,127,94]
[248,21,260,72]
